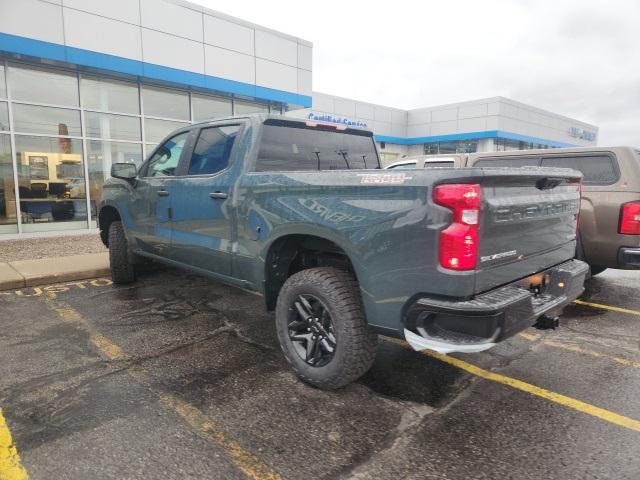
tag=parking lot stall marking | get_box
[0,279,113,298]
[517,332,540,341]
[386,338,640,433]
[573,299,640,317]
[0,408,29,480]
[543,339,640,370]
[42,292,283,480]
[158,393,282,480]
[517,332,640,371]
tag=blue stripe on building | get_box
[0,32,312,108]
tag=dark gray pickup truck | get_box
[99,114,588,389]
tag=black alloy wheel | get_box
[287,293,337,367]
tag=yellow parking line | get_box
[517,331,640,371]
[573,299,640,317]
[43,293,282,480]
[159,393,281,480]
[386,338,640,433]
[0,408,29,480]
[517,332,540,341]
[543,340,640,370]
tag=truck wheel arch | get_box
[263,234,360,311]
[98,206,121,247]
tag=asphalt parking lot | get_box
[1,265,639,480]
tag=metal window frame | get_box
[10,102,84,137]
[4,59,21,234]
[6,60,81,109]
[78,70,92,229]
[190,91,233,122]
[79,72,141,116]
[83,111,142,143]
[140,83,191,122]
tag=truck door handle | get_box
[157,190,170,196]
[209,192,228,199]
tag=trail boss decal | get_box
[359,173,409,185]
[481,250,518,263]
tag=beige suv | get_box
[388,147,640,275]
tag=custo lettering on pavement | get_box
[0,278,113,299]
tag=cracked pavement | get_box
[1,265,639,479]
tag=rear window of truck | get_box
[540,155,619,185]
[255,124,380,171]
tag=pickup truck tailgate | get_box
[474,167,581,294]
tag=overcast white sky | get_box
[200,0,640,145]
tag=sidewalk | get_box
[0,252,110,290]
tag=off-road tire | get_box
[108,221,135,284]
[275,267,377,389]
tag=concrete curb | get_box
[0,252,109,291]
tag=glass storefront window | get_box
[424,140,478,154]
[85,112,141,141]
[14,135,87,232]
[0,135,17,233]
[144,118,189,144]
[457,140,478,153]
[0,103,8,131]
[8,64,79,107]
[0,60,296,235]
[87,140,143,221]
[234,100,269,115]
[192,94,232,122]
[81,76,139,114]
[424,143,438,155]
[0,65,6,99]
[142,86,189,120]
[12,104,82,136]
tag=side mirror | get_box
[111,163,137,181]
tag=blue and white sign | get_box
[307,112,368,128]
[568,127,596,142]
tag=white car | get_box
[385,155,460,169]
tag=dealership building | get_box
[289,93,599,165]
[0,0,598,237]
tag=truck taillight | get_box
[434,184,481,271]
[619,202,640,235]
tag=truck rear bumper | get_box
[618,247,640,269]
[403,259,589,354]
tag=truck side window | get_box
[188,125,240,175]
[540,155,619,185]
[146,131,189,177]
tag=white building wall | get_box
[0,0,312,99]
[298,94,596,148]
[287,93,598,157]
[408,97,597,147]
